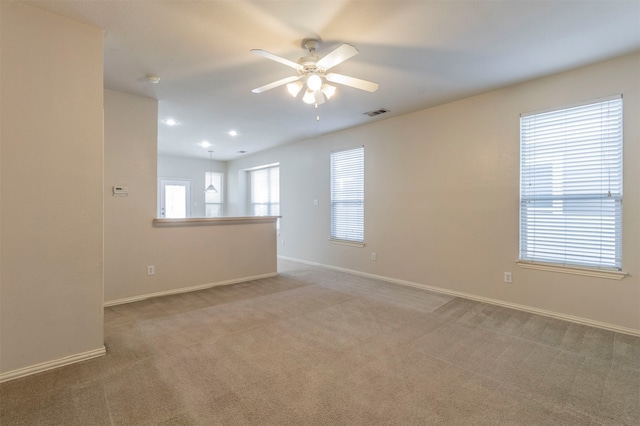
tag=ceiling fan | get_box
[251,39,378,105]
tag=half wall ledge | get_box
[152,216,281,227]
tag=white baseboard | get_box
[104,272,279,307]
[278,255,640,337]
[2,273,278,383]
[0,346,106,384]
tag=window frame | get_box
[204,171,224,217]
[518,95,625,279]
[330,146,365,245]
[248,164,280,217]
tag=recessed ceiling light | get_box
[164,118,178,126]
[200,141,211,148]
[228,130,237,137]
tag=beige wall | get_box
[0,3,105,376]
[227,52,640,333]
[104,90,277,304]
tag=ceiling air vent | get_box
[364,108,389,117]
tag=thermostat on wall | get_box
[112,186,128,197]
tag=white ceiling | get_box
[24,0,640,161]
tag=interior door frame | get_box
[159,178,191,218]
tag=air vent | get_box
[364,108,389,117]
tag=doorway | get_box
[159,178,191,218]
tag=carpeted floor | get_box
[1,259,639,425]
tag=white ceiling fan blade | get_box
[250,49,303,71]
[326,73,379,92]
[252,76,300,94]
[316,44,359,70]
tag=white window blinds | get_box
[250,165,279,216]
[204,172,223,217]
[331,147,364,243]
[519,96,623,270]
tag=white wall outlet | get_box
[371,252,377,261]
[281,239,285,247]
[313,199,319,206]
[147,265,155,276]
[504,272,512,283]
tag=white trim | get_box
[278,256,640,337]
[329,239,366,248]
[0,346,106,383]
[245,162,280,172]
[516,260,627,280]
[104,272,278,307]
[330,144,365,154]
[152,216,280,226]
[520,93,622,117]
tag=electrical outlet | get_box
[281,239,285,247]
[147,265,155,276]
[371,252,377,261]
[504,272,512,283]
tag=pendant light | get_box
[205,150,218,193]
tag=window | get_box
[205,172,223,217]
[250,164,279,216]
[331,146,364,243]
[519,96,622,270]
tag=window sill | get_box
[516,260,627,280]
[153,216,280,227]
[329,239,365,248]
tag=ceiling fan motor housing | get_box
[299,58,322,77]
[300,39,323,78]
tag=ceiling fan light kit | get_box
[251,39,378,106]
[321,84,336,99]
[306,74,322,91]
[303,90,316,104]
[287,81,303,97]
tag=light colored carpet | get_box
[1,259,639,425]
